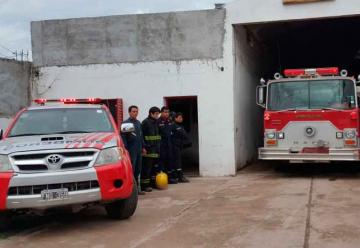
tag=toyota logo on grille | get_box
[47,154,63,165]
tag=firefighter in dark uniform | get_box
[158,106,177,184]
[141,106,161,191]
[121,105,146,195]
[172,112,190,183]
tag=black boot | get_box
[168,171,178,184]
[177,169,189,183]
[137,178,146,195]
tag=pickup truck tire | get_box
[0,212,10,232]
[105,178,138,220]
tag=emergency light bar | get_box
[284,67,339,77]
[34,98,102,104]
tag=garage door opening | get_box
[242,16,360,79]
[233,15,360,169]
[165,96,199,176]
[100,99,123,129]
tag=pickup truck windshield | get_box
[8,108,114,137]
[267,79,356,111]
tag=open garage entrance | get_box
[165,96,199,176]
[233,15,360,168]
[242,16,360,78]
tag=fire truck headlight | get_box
[266,132,276,139]
[344,129,356,139]
[336,132,343,139]
[277,132,285,139]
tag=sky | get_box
[0,0,232,60]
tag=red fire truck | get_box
[256,67,360,163]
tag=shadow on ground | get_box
[241,161,360,179]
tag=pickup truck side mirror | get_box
[256,86,266,108]
[120,123,135,133]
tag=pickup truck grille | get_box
[10,149,98,172]
[8,180,100,196]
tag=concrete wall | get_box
[31,9,226,67]
[232,26,268,169]
[0,59,31,130]
[33,58,236,176]
[227,0,360,24]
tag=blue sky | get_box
[0,0,231,60]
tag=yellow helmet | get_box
[156,172,168,190]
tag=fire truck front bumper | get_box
[258,147,360,162]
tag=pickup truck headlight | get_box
[94,147,121,166]
[0,155,13,172]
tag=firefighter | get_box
[158,106,178,184]
[121,105,146,195]
[141,106,161,192]
[172,112,191,183]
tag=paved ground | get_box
[2,162,360,248]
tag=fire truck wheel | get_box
[105,177,138,220]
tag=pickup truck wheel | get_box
[105,178,138,220]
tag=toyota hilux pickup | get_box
[0,98,137,221]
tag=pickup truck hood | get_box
[0,132,118,155]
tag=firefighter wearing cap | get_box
[158,106,178,184]
[141,106,161,192]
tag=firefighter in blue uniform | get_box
[158,106,178,184]
[172,112,190,183]
[141,106,161,191]
[121,105,146,194]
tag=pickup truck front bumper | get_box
[2,160,133,211]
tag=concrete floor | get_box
[1,162,360,248]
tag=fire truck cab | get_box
[256,67,360,163]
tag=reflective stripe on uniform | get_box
[143,153,159,158]
[144,135,161,141]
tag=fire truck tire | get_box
[105,177,138,220]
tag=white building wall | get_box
[34,58,236,176]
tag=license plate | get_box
[41,188,69,201]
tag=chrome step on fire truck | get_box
[0,98,138,221]
[256,67,360,163]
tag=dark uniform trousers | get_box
[121,118,143,186]
[171,123,191,176]
[141,117,161,189]
[158,118,174,174]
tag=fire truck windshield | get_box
[267,79,356,111]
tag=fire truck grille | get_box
[8,180,100,196]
